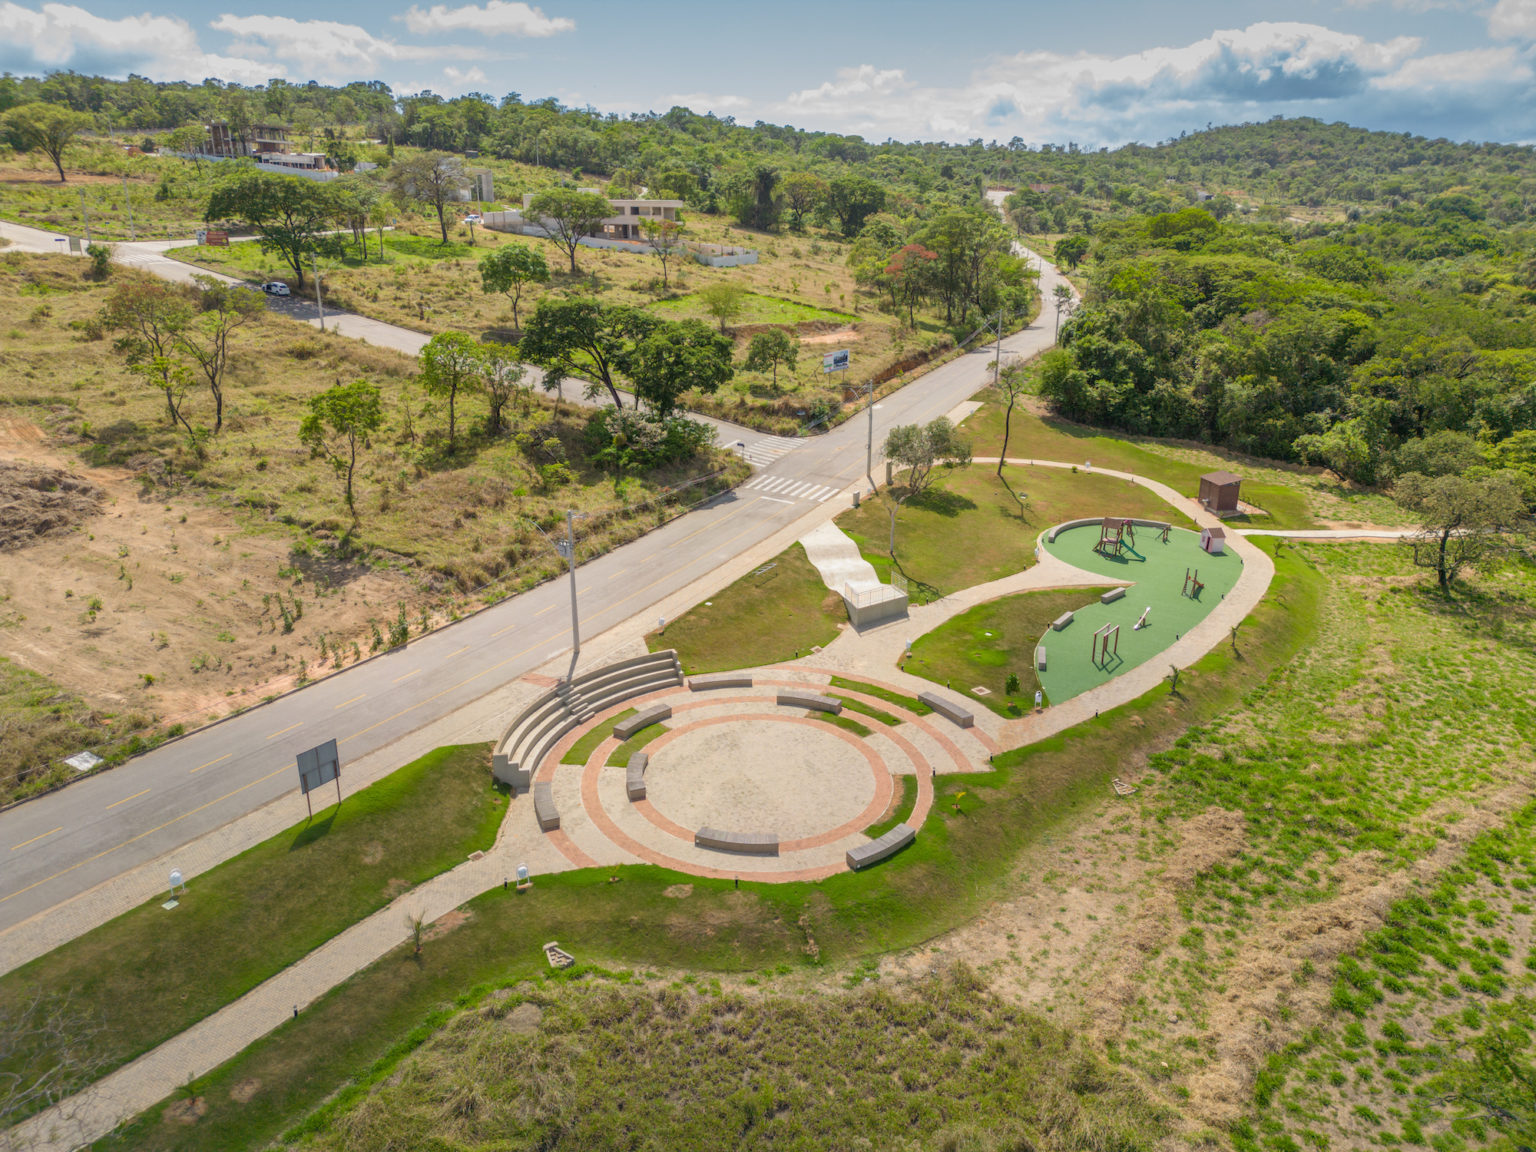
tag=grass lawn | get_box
[562,708,634,764]
[835,463,1192,603]
[651,291,855,326]
[0,743,502,1119]
[866,774,919,837]
[98,541,1319,1152]
[962,386,1417,530]
[905,589,1110,715]
[828,676,932,715]
[606,724,667,766]
[831,693,901,726]
[647,543,846,674]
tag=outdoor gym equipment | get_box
[1182,567,1205,598]
[1134,606,1151,631]
[1091,623,1120,667]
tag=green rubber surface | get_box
[1035,523,1243,703]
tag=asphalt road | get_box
[0,216,1077,932]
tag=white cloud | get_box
[400,1,573,37]
[209,13,475,79]
[0,1,274,83]
[661,91,750,112]
[1489,0,1536,37]
[443,64,487,85]
[760,21,1534,145]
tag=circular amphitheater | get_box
[493,653,998,882]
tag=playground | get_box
[1033,521,1244,703]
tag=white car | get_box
[464,213,482,224]
[261,282,291,297]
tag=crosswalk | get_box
[742,475,841,503]
[731,434,801,468]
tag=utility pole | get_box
[79,189,91,246]
[993,306,1003,387]
[559,510,580,683]
[865,378,876,492]
[122,173,135,241]
[311,251,326,332]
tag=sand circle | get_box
[643,717,878,841]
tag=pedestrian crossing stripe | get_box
[742,475,839,502]
[733,435,800,466]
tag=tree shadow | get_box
[996,472,1033,525]
[908,488,977,518]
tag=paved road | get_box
[0,217,1077,932]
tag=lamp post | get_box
[526,512,584,682]
[310,250,326,332]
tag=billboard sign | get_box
[296,739,340,795]
[822,349,850,374]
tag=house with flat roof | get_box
[519,190,683,241]
[205,122,292,160]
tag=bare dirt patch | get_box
[163,1096,207,1125]
[228,1078,261,1105]
[423,909,472,941]
[663,883,693,899]
[799,327,859,345]
[0,459,104,551]
[503,1001,543,1034]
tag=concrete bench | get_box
[1036,646,1047,672]
[918,691,975,729]
[614,705,670,741]
[847,822,916,870]
[695,827,778,855]
[532,782,560,832]
[1051,611,1074,631]
[689,674,752,691]
[1101,587,1126,604]
[625,752,649,801]
[778,691,842,714]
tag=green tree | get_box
[299,379,384,518]
[1055,234,1090,269]
[626,320,734,416]
[883,243,938,325]
[741,329,798,390]
[781,171,828,232]
[205,174,343,289]
[479,242,549,328]
[698,282,747,334]
[481,341,529,434]
[101,281,194,427]
[527,187,613,274]
[388,150,469,244]
[418,331,483,450]
[178,275,262,433]
[1397,471,1527,593]
[519,297,659,409]
[826,174,886,237]
[884,417,972,499]
[1425,996,1536,1151]
[1,103,92,182]
[639,216,687,289]
[994,361,1031,476]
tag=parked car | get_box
[464,213,482,224]
[261,282,291,296]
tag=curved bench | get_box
[1045,517,1173,544]
[778,691,842,714]
[533,782,560,831]
[918,691,974,729]
[690,674,752,691]
[695,827,778,856]
[625,752,648,801]
[847,822,915,870]
[493,650,683,792]
[614,704,670,741]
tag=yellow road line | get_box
[189,754,230,774]
[0,766,289,907]
[105,788,150,810]
[392,669,421,683]
[446,647,469,658]
[333,695,366,710]
[10,827,62,852]
[265,722,304,740]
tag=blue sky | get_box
[2,0,1534,144]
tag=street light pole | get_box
[560,510,580,683]
[992,306,1003,387]
[865,378,876,492]
[310,251,326,332]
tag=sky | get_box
[2,0,1534,146]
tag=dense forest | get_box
[3,70,1534,492]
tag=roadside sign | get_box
[822,349,850,374]
[296,738,341,815]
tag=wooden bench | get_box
[1035,646,1047,672]
[1051,611,1074,631]
[625,752,648,801]
[777,691,842,714]
[1101,587,1126,604]
[695,827,778,855]
[846,823,916,870]
[917,691,974,729]
[532,782,560,831]
[689,674,752,691]
[614,705,670,741]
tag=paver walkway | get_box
[10,456,1282,1152]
